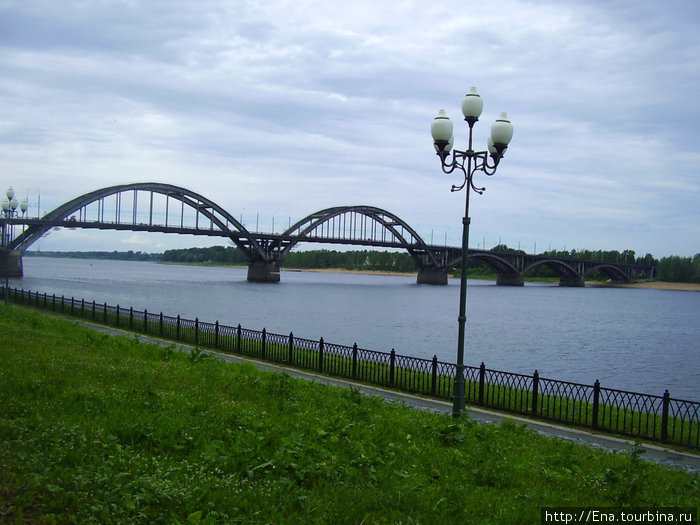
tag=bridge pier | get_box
[416,266,448,285]
[247,261,280,283]
[558,275,585,287]
[0,248,23,278]
[496,273,524,286]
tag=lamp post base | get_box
[0,248,23,278]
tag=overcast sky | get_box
[1,0,698,257]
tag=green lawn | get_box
[1,306,697,524]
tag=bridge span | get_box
[1,182,655,286]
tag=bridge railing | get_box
[4,285,698,450]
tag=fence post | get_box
[70,297,74,316]
[215,321,219,349]
[176,315,181,341]
[91,299,95,319]
[52,293,56,312]
[661,389,670,443]
[237,324,242,353]
[159,312,164,337]
[390,349,396,386]
[478,362,486,405]
[532,370,539,417]
[431,355,438,395]
[288,332,294,365]
[352,343,358,379]
[144,309,148,333]
[592,380,600,430]
[318,337,324,373]
[103,302,107,323]
[195,318,199,346]
[61,295,65,313]
[129,307,133,330]
[116,305,120,326]
[81,298,85,317]
[261,328,267,361]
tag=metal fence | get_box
[4,286,698,449]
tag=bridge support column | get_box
[558,275,585,287]
[416,266,448,285]
[247,261,280,283]
[496,272,524,286]
[0,248,23,278]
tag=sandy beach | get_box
[283,267,700,291]
[585,281,700,292]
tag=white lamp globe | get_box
[490,112,514,147]
[461,86,484,121]
[431,109,453,142]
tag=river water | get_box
[11,257,700,401]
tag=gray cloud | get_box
[1,0,698,257]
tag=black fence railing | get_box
[4,286,699,450]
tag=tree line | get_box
[160,245,699,283]
[488,245,699,283]
[25,250,161,261]
[161,246,417,272]
[27,245,700,283]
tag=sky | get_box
[1,0,698,258]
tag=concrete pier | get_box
[558,275,585,287]
[0,248,23,278]
[247,261,280,282]
[496,273,524,286]
[416,266,448,285]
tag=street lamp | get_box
[430,87,513,418]
[2,186,25,304]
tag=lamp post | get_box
[430,87,513,418]
[2,186,25,304]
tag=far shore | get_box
[282,267,700,291]
[584,280,700,292]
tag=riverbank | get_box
[586,281,700,292]
[288,267,700,291]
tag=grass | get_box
[1,306,699,524]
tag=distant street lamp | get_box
[2,186,28,304]
[430,87,514,418]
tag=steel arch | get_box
[276,205,441,267]
[447,251,521,276]
[582,263,632,282]
[10,182,267,259]
[522,258,583,280]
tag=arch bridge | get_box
[1,182,654,285]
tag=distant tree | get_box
[657,255,695,282]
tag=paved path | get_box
[77,320,700,473]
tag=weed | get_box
[189,347,211,363]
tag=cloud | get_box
[1,0,698,258]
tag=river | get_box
[10,257,700,401]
